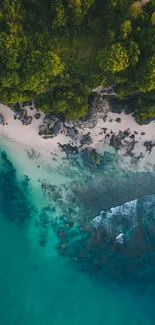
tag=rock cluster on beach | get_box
[39,115,63,138]
[4,91,155,166]
[11,103,33,126]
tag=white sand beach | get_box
[0,103,155,171]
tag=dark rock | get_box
[80,133,93,146]
[20,109,27,118]
[109,97,140,115]
[34,113,41,120]
[125,140,137,156]
[111,130,137,154]
[143,117,155,125]
[136,117,155,125]
[103,115,108,122]
[115,117,121,123]
[141,132,145,135]
[66,128,78,140]
[30,106,33,110]
[22,101,32,107]
[0,114,4,125]
[22,116,32,126]
[59,144,78,157]
[12,102,20,113]
[129,134,135,139]
[46,127,54,136]
[144,141,155,153]
[53,121,62,136]
[134,131,138,134]
[81,115,88,122]
[80,148,104,168]
[110,130,134,152]
[39,124,48,136]
[44,114,56,124]
[123,129,130,137]
[102,127,107,133]
[43,135,53,139]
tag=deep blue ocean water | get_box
[0,139,155,325]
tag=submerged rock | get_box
[54,194,155,286]
[59,143,78,156]
[81,148,104,167]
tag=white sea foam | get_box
[91,195,155,240]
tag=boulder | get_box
[115,117,121,123]
[20,109,27,118]
[39,124,47,135]
[22,116,32,126]
[80,133,93,146]
[0,114,4,125]
[44,114,56,124]
[46,127,54,135]
[34,113,41,120]
[53,121,62,136]
[43,135,53,139]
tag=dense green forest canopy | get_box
[0,0,155,119]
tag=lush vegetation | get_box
[0,0,155,119]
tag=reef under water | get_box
[54,195,155,293]
[0,140,155,325]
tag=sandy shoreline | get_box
[0,102,155,171]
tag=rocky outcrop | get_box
[39,114,62,137]
[63,96,109,130]
[53,121,62,136]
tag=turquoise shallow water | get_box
[0,139,155,325]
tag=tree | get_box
[151,12,155,25]
[97,43,129,73]
[128,41,140,66]
[121,20,132,39]
[136,56,155,92]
